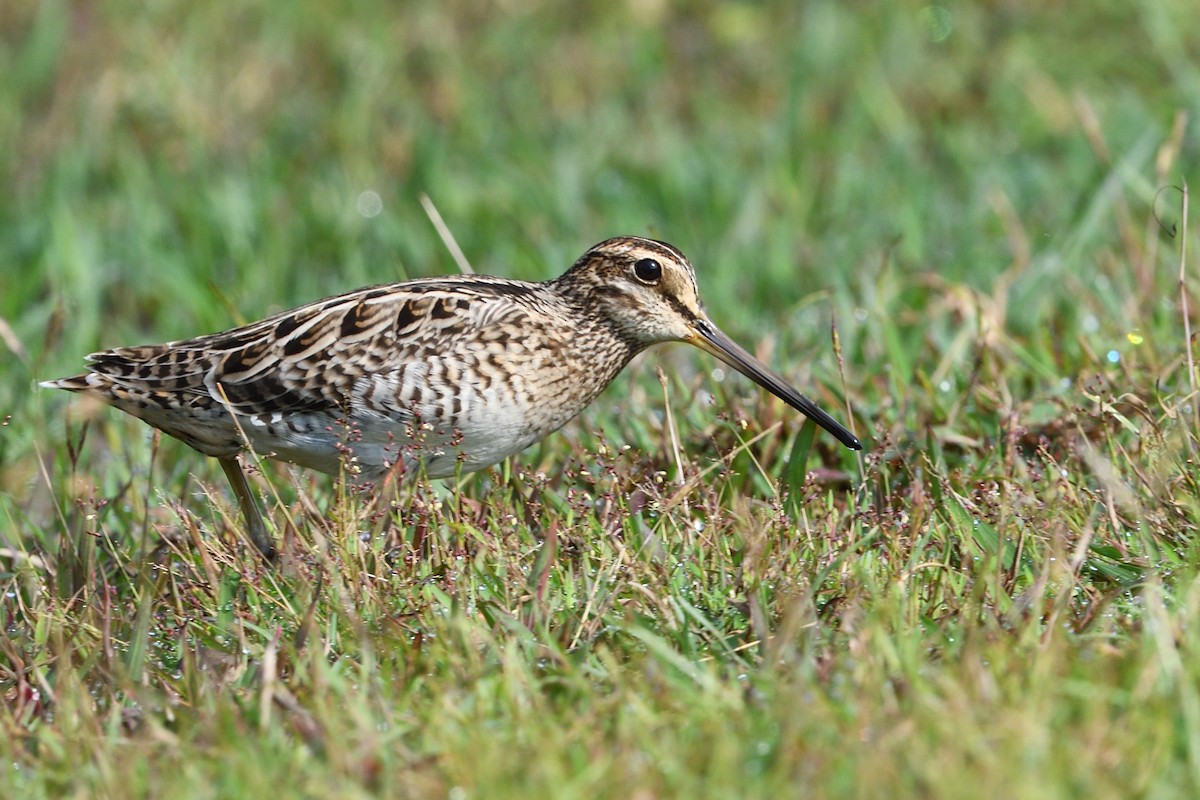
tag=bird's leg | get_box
[218,456,276,560]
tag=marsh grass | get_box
[3,0,1200,797]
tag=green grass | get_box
[3,0,1200,796]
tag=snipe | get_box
[43,236,861,558]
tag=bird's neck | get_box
[546,279,646,404]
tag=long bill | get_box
[688,319,862,451]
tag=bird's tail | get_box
[39,374,102,392]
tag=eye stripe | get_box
[665,293,696,322]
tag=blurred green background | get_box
[4,0,1193,381]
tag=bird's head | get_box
[558,236,862,451]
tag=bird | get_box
[42,236,862,559]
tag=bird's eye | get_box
[633,258,662,284]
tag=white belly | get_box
[238,388,571,481]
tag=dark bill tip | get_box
[690,321,863,451]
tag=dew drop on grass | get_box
[356,190,383,218]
